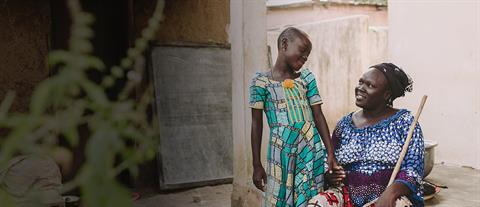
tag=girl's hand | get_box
[252,165,267,191]
[326,153,338,174]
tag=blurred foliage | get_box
[0,0,164,206]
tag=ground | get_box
[134,164,480,207]
[424,164,480,207]
[134,184,231,207]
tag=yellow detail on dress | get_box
[283,83,310,123]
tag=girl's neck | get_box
[272,60,296,80]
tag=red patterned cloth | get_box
[307,186,354,207]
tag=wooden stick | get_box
[388,95,427,185]
[363,95,428,207]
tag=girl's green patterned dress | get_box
[249,68,326,207]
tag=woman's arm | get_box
[375,182,411,207]
[377,117,425,206]
[251,108,266,191]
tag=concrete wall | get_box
[267,16,389,128]
[230,1,268,206]
[267,2,388,30]
[134,0,230,45]
[368,26,389,65]
[389,0,480,169]
[0,0,51,113]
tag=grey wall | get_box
[151,46,232,189]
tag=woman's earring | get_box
[386,97,393,106]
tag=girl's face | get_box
[355,68,391,109]
[283,36,311,72]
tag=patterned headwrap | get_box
[371,63,413,105]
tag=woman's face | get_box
[283,36,311,72]
[355,68,390,109]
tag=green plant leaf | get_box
[0,189,15,207]
[79,80,109,107]
[30,80,53,115]
[0,91,15,119]
[48,50,71,67]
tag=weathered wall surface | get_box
[389,0,480,169]
[134,0,233,190]
[231,1,268,206]
[134,0,230,45]
[267,2,387,30]
[267,16,388,128]
[0,0,51,112]
[368,26,389,66]
[151,47,232,188]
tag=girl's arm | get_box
[251,108,266,191]
[311,104,337,171]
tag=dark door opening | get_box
[50,0,133,190]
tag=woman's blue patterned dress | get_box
[332,109,425,207]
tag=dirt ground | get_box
[134,184,232,207]
[134,164,480,207]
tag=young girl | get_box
[249,27,337,207]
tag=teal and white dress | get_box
[249,68,326,207]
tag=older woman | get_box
[327,63,425,207]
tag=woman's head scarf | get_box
[371,63,413,105]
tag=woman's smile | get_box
[356,93,366,101]
[355,89,368,102]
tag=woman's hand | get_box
[374,182,410,207]
[252,165,267,191]
[374,191,397,207]
[325,165,345,187]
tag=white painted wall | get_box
[267,2,388,30]
[389,0,480,169]
[230,1,268,206]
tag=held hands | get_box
[325,165,345,187]
[252,165,267,191]
[326,152,341,186]
[327,154,339,174]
